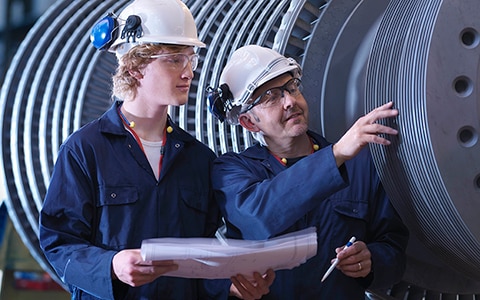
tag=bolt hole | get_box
[453,76,473,97]
[461,28,479,48]
[457,126,478,148]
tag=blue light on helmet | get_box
[90,14,117,50]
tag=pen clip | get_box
[215,228,229,246]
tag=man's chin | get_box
[172,97,189,106]
[290,123,309,136]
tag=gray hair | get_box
[250,131,267,146]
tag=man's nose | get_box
[181,64,194,80]
[282,91,297,109]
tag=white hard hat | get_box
[216,45,301,124]
[108,0,205,56]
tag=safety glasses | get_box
[246,78,303,111]
[149,53,199,71]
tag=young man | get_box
[208,45,409,299]
[39,1,273,299]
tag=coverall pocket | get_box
[330,198,369,241]
[332,199,369,221]
[96,185,139,247]
[179,187,210,236]
[98,186,138,206]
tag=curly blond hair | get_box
[112,43,189,100]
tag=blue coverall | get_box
[211,131,409,299]
[39,101,222,299]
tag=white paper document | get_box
[140,227,317,279]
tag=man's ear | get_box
[239,113,260,132]
[128,69,144,80]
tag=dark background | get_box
[1,0,56,82]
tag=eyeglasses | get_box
[149,53,199,71]
[246,78,303,111]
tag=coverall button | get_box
[111,193,117,198]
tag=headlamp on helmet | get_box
[90,13,119,51]
[90,13,144,52]
[206,84,234,123]
[89,0,205,56]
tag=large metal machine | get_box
[1,0,479,298]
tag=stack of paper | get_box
[140,227,317,279]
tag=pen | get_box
[321,236,356,282]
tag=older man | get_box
[208,45,409,299]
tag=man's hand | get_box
[112,249,178,287]
[335,240,372,278]
[229,269,275,299]
[333,101,399,166]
